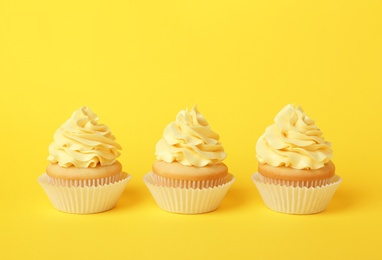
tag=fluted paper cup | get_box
[43,172,125,187]
[38,172,131,214]
[144,172,235,214]
[149,173,230,189]
[252,172,342,214]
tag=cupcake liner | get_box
[38,172,131,214]
[144,172,235,214]
[150,174,229,189]
[44,172,124,187]
[258,175,335,188]
[252,172,342,214]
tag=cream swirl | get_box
[256,104,332,169]
[155,105,226,167]
[48,106,122,168]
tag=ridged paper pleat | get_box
[252,172,342,214]
[144,172,235,214]
[38,173,131,214]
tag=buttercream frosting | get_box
[48,106,122,168]
[155,105,226,167]
[256,104,332,169]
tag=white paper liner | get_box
[38,172,131,214]
[258,175,335,188]
[44,172,124,187]
[150,174,229,189]
[144,172,235,214]
[252,172,342,214]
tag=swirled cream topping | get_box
[256,104,332,169]
[155,105,226,167]
[48,106,122,168]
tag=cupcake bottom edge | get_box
[143,172,235,214]
[251,172,342,215]
[38,172,131,214]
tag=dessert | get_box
[144,105,234,214]
[153,105,228,188]
[38,106,131,214]
[252,104,342,214]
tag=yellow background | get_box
[1,0,381,259]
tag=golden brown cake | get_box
[258,161,334,181]
[258,161,335,187]
[152,160,227,181]
[46,161,122,180]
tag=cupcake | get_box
[38,106,131,214]
[144,105,234,214]
[252,104,342,214]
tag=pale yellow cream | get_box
[155,105,226,167]
[48,106,122,168]
[256,104,332,169]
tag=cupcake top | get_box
[48,106,122,168]
[256,104,332,170]
[155,105,226,167]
